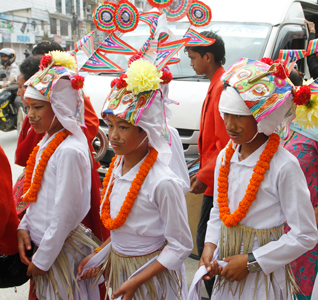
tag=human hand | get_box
[305,19,316,33]
[111,277,138,300]
[199,243,221,280]
[314,207,318,227]
[27,262,47,277]
[2,82,9,88]
[77,252,100,281]
[17,229,32,265]
[189,175,207,194]
[221,254,249,282]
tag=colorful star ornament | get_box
[114,0,139,33]
[187,0,211,27]
[93,1,117,33]
[183,28,215,46]
[162,0,192,22]
[80,51,124,73]
[98,32,137,55]
[147,0,173,9]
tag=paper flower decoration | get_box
[125,59,162,95]
[49,51,77,71]
[294,95,318,129]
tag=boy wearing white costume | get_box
[197,57,318,300]
[17,51,100,300]
[77,57,193,300]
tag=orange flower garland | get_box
[100,147,158,230]
[217,133,280,227]
[23,130,70,203]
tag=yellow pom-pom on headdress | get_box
[125,59,162,95]
[49,51,76,71]
[294,94,318,129]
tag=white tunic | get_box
[18,131,93,299]
[205,141,318,300]
[109,154,193,298]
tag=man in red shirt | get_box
[185,31,229,297]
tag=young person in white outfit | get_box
[197,57,318,300]
[17,51,100,300]
[77,55,193,299]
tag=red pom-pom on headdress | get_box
[110,74,127,89]
[160,71,173,84]
[71,74,85,90]
[293,85,311,105]
[111,78,119,88]
[39,55,52,70]
[260,57,273,65]
[272,59,289,80]
[116,74,128,89]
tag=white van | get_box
[84,0,318,172]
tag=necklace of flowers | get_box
[23,129,70,203]
[217,133,280,227]
[100,147,158,230]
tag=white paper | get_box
[187,249,228,300]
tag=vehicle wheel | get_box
[16,106,25,137]
[93,127,109,162]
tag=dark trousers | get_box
[196,194,215,298]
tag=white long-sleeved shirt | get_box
[205,140,318,275]
[109,154,193,271]
[168,125,190,194]
[19,131,91,271]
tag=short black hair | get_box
[32,41,64,56]
[19,57,41,81]
[185,31,226,65]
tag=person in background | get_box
[0,48,19,88]
[31,42,63,58]
[283,68,318,300]
[306,20,318,79]
[185,31,229,297]
[24,50,30,59]
[0,145,19,257]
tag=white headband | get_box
[219,86,252,116]
[25,86,49,102]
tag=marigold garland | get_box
[217,133,280,227]
[23,130,70,203]
[100,147,158,230]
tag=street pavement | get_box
[0,130,208,299]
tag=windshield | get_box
[96,21,271,78]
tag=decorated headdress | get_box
[219,57,318,139]
[102,45,176,163]
[24,51,87,143]
[69,0,214,154]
